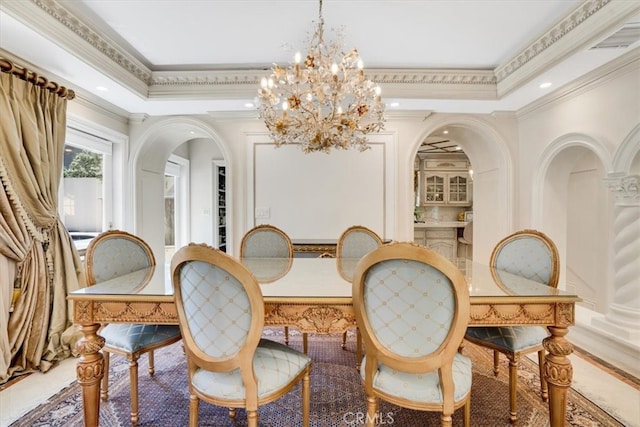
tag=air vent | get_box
[590,22,640,49]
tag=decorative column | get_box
[595,173,640,340]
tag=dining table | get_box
[68,254,581,427]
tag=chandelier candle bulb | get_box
[257,0,385,153]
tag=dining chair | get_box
[352,242,472,427]
[457,220,473,259]
[171,243,311,427]
[336,225,383,352]
[239,224,296,346]
[464,229,559,424]
[84,230,182,426]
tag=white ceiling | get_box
[1,0,639,117]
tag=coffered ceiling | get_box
[1,0,639,117]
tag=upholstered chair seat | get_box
[84,230,181,426]
[361,353,472,403]
[171,243,311,427]
[191,338,310,399]
[464,229,559,424]
[352,242,472,427]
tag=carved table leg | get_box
[76,323,105,427]
[543,326,573,427]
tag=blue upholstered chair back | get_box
[177,260,253,358]
[353,242,470,368]
[364,258,455,357]
[491,230,559,287]
[240,224,292,258]
[85,230,155,285]
[172,243,264,366]
[337,225,383,259]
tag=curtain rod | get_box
[0,57,75,100]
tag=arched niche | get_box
[131,117,229,264]
[534,134,612,308]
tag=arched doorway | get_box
[131,117,229,265]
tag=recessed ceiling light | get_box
[389,102,400,108]
[189,131,195,135]
[455,146,462,150]
[245,102,255,108]
[539,82,552,89]
[95,86,108,92]
[443,130,449,134]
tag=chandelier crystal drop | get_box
[257,0,385,153]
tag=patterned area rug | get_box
[12,329,623,426]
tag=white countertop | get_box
[414,221,468,228]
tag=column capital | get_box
[604,173,640,206]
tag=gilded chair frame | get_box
[465,229,559,424]
[239,224,293,258]
[336,224,383,261]
[84,229,156,286]
[336,225,383,356]
[84,230,181,425]
[239,224,295,346]
[171,244,310,427]
[352,242,471,427]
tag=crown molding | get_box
[149,68,498,100]
[4,0,637,104]
[1,0,151,96]
[496,0,640,97]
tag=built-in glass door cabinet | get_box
[421,160,471,206]
[214,161,227,252]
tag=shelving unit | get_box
[214,161,226,252]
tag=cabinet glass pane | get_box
[448,175,467,202]
[425,175,445,202]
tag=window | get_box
[59,119,126,252]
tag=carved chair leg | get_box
[302,368,310,427]
[341,331,347,349]
[284,326,289,345]
[366,395,377,427]
[101,350,110,402]
[148,350,155,376]
[464,398,471,427]
[538,349,549,401]
[303,333,308,354]
[129,353,140,425]
[508,354,519,424]
[356,328,363,370]
[189,395,199,427]
[493,350,500,376]
[440,413,453,427]
[247,410,258,427]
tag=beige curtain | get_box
[0,64,84,383]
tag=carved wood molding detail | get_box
[32,0,151,84]
[92,302,178,323]
[469,304,555,324]
[264,303,356,334]
[494,0,611,82]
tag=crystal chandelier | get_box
[257,0,385,153]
